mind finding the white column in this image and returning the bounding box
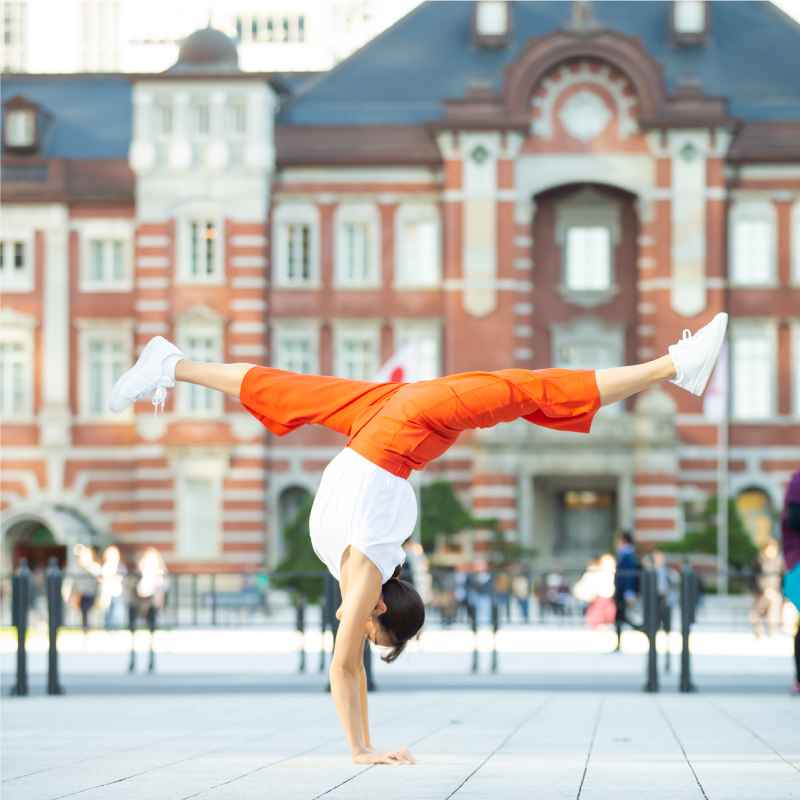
[40,210,72,495]
[129,86,156,172]
[168,91,192,171]
[206,89,230,171]
[244,84,275,171]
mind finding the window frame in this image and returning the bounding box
[273,323,320,375]
[0,321,35,422]
[564,225,613,292]
[273,203,320,289]
[333,322,381,381]
[394,203,442,289]
[334,203,381,289]
[392,320,442,381]
[77,321,134,423]
[176,210,225,286]
[176,323,224,418]
[0,231,34,293]
[75,219,134,293]
[728,200,777,288]
[791,201,800,287]
[729,321,778,422]
[175,458,226,562]
[554,189,621,307]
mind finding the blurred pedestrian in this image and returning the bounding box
[574,554,616,629]
[652,550,679,670]
[494,571,511,621]
[779,466,800,695]
[73,545,100,634]
[511,569,530,622]
[130,547,169,671]
[546,566,570,617]
[750,538,783,637]
[99,546,127,630]
[613,532,641,651]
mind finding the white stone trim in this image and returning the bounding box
[272,202,320,289]
[73,218,135,293]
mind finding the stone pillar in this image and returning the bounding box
[206,89,230,171]
[168,91,192,171]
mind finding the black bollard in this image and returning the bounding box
[147,604,156,673]
[363,638,376,692]
[491,594,499,674]
[469,602,478,674]
[296,601,306,673]
[324,573,342,692]
[129,597,137,673]
[46,557,64,695]
[642,569,659,693]
[680,558,697,693]
[11,558,31,696]
[210,574,217,626]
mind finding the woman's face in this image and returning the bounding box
[335,596,395,648]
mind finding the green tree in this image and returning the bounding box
[273,495,325,603]
[420,480,535,564]
[661,495,759,568]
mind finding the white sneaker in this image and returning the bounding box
[669,313,728,396]
[109,336,183,415]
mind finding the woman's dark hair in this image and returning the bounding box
[377,564,425,663]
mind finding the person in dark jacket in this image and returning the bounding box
[613,532,641,651]
[780,467,800,695]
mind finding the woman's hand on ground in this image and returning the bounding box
[354,746,417,765]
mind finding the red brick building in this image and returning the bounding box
[2,1,800,572]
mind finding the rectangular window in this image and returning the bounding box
[189,220,218,279]
[157,104,172,136]
[400,221,438,287]
[282,16,289,42]
[179,477,220,560]
[276,330,317,374]
[283,223,311,283]
[235,16,242,40]
[731,218,773,285]
[2,1,25,72]
[182,335,219,415]
[298,14,305,42]
[335,329,379,381]
[86,239,127,286]
[342,223,370,285]
[265,16,273,41]
[195,103,210,136]
[0,337,30,418]
[86,338,126,417]
[5,109,34,146]
[731,328,774,420]
[251,17,258,41]
[394,326,441,381]
[565,226,611,291]
[0,238,31,291]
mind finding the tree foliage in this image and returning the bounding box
[273,495,325,603]
[661,495,759,567]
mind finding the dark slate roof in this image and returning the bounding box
[279,0,800,126]
[1,75,132,159]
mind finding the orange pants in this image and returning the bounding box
[240,368,600,479]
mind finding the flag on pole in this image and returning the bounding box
[703,340,728,423]
[374,342,420,384]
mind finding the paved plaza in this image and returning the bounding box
[2,690,798,799]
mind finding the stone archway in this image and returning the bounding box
[1,505,105,573]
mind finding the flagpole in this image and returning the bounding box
[716,347,729,596]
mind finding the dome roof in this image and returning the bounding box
[166,27,239,74]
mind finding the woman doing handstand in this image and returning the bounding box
[109,312,727,764]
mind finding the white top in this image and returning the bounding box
[309,448,417,583]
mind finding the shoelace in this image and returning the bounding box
[151,377,171,417]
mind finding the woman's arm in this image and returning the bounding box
[358,647,372,749]
[329,548,415,765]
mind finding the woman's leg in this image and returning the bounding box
[174,360,255,398]
[595,355,677,407]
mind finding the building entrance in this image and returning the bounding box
[4,520,67,571]
[555,490,617,561]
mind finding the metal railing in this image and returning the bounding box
[0,559,714,696]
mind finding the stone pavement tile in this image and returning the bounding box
[447,693,600,799]
[579,696,703,800]
[658,695,800,800]
[707,695,800,769]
